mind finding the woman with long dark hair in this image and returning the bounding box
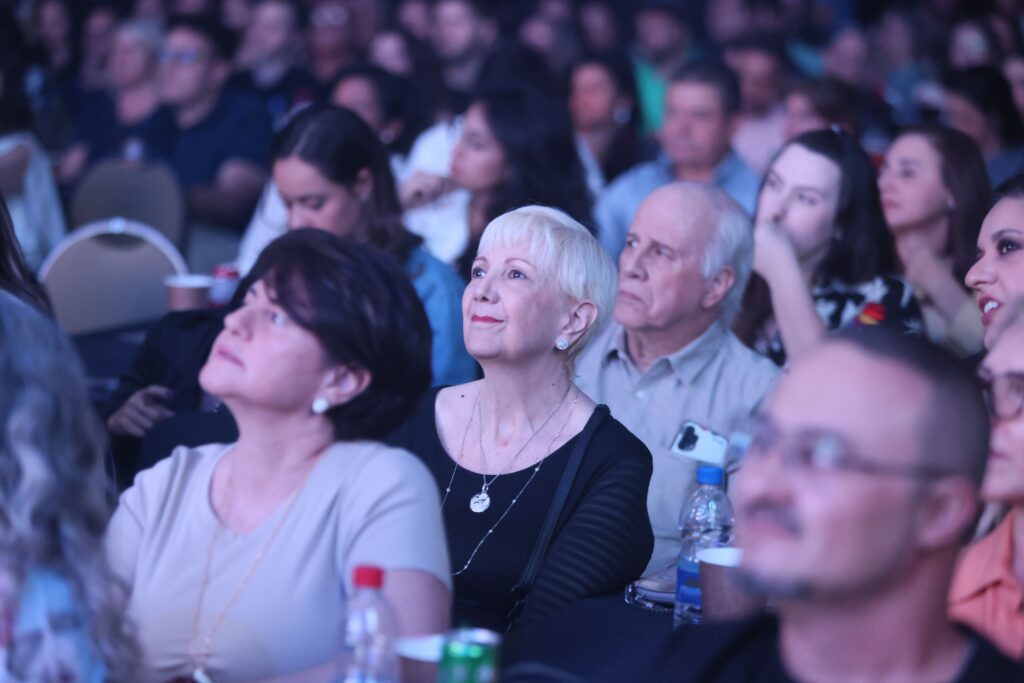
[568,51,652,187]
[879,124,992,356]
[404,84,594,276]
[733,129,923,365]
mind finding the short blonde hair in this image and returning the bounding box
[477,205,617,366]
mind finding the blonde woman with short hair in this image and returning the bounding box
[390,205,654,632]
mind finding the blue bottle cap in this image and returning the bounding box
[696,465,724,485]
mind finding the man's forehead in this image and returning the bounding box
[633,190,713,243]
[767,343,929,454]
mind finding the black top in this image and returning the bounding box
[226,66,321,128]
[72,91,177,167]
[607,615,1024,683]
[171,90,272,189]
[389,387,654,632]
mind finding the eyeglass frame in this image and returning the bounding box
[158,48,207,66]
[728,415,957,480]
[979,370,1024,421]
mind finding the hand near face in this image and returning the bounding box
[753,219,800,284]
[400,171,455,210]
[106,385,175,439]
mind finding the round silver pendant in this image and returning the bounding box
[470,491,491,513]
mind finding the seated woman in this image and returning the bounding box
[567,51,653,188]
[0,291,138,681]
[878,124,991,356]
[58,18,176,186]
[402,85,594,275]
[235,105,473,385]
[966,182,1024,348]
[948,298,1024,659]
[389,205,653,632]
[105,229,451,682]
[733,129,924,366]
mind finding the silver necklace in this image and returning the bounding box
[449,384,571,514]
[450,390,580,576]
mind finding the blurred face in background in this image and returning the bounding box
[783,92,828,140]
[83,7,118,65]
[451,103,508,194]
[569,63,626,132]
[635,8,687,63]
[245,0,299,64]
[1003,55,1024,120]
[159,28,225,107]
[579,1,618,53]
[822,28,869,87]
[945,93,1000,156]
[397,0,431,41]
[370,30,413,77]
[727,47,783,115]
[309,0,353,58]
[660,81,734,173]
[878,134,952,235]
[110,27,158,90]
[37,0,72,54]
[331,76,386,133]
[432,0,487,63]
[949,21,998,71]
[221,0,252,32]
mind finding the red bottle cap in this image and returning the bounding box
[353,565,384,589]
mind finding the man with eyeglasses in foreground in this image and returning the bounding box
[616,328,1023,682]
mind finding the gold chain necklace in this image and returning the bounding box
[188,456,315,683]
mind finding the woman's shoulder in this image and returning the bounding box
[317,440,440,503]
[118,443,229,517]
[584,408,653,468]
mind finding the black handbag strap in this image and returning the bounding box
[509,405,610,605]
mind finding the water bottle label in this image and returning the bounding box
[676,560,701,609]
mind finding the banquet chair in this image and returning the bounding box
[39,218,188,336]
[70,159,187,248]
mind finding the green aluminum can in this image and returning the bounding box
[437,628,501,683]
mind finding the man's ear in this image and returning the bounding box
[701,266,735,311]
[914,478,979,550]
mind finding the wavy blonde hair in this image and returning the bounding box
[0,292,139,680]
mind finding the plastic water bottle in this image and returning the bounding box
[338,565,399,683]
[674,466,734,627]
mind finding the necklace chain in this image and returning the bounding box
[448,389,580,575]
[188,454,315,681]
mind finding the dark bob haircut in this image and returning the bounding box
[243,228,432,440]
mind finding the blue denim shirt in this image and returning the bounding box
[594,150,761,261]
[404,246,477,386]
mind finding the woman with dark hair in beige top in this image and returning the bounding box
[106,229,451,683]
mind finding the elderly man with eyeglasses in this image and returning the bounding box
[612,327,1024,683]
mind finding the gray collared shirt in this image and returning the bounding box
[575,320,780,575]
[593,150,761,261]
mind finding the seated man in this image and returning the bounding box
[625,329,1023,682]
[576,182,779,574]
[595,60,760,261]
[160,14,272,231]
